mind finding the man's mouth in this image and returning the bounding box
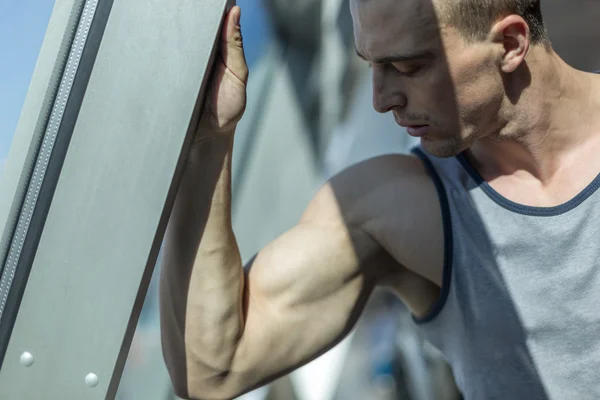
[404,125,430,137]
[395,119,431,137]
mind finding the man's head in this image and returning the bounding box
[351,0,551,157]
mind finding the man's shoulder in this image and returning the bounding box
[325,152,439,226]
[323,152,445,286]
[330,152,434,195]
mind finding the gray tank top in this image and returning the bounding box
[411,146,600,400]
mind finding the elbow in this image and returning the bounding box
[167,362,250,400]
[161,323,251,399]
[163,356,192,399]
[170,380,191,400]
[188,373,254,400]
[173,380,249,400]
[169,373,224,400]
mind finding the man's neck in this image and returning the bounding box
[469,49,600,184]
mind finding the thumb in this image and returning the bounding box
[220,6,249,84]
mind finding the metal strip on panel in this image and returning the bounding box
[0,0,85,277]
[0,0,99,328]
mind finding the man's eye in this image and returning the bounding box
[393,64,422,77]
[366,62,423,76]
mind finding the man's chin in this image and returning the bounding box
[419,137,465,158]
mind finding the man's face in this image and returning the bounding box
[351,0,506,157]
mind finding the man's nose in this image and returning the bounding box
[372,66,406,114]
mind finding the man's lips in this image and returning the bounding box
[393,114,431,136]
[395,120,431,137]
[405,125,430,137]
[396,119,429,128]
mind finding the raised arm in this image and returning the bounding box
[159,7,397,400]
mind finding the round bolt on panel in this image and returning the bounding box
[20,352,34,367]
[85,373,99,388]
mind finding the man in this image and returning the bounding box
[159,0,600,399]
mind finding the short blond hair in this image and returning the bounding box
[435,0,549,45]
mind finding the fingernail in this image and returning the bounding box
[234,7,241,27]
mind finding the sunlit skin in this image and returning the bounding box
[160,4,600,399]
[353,0,505,156]
[351,0,600,206]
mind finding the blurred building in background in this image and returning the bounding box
[1,0,599,399]
[116,0,600,399]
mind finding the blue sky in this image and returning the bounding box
[0,0,270,175]
[0,0,55,168]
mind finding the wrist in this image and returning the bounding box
[194,122,237,140]
[187,132,234,165]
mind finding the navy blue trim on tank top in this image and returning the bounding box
[456,152,600,217]
[410,147,454,324]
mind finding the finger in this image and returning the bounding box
[220,6,249,84]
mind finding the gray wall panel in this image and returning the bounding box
[0,0,230,398]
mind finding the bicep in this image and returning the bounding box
[229,154,439,393]
[228,186,394,394]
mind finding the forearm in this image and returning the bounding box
[160,132,245,396]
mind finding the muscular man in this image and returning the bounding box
[159,0,600,399]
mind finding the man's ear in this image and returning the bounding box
[489,15,530,73]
